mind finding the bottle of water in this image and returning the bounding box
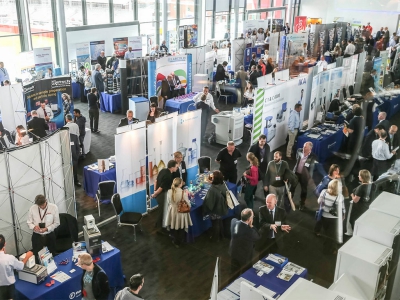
[188,148,192,166]
[189,180,193,192]
[191,138,197,166]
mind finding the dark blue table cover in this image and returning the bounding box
[372,94,400,129]
[297,127,344,163]
[244,114,253,125]
[72,82,81,99]
[165,97,196,114]
[100,92,122,113]
[83,165,116,198]
[15,247,124,300]
[221,254,307,299]
[187,181,240,242]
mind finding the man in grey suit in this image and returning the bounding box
[92,64,104,93]
[235,65,248,105]
[229,208,259,275]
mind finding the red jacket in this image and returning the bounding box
[245,166,259,186]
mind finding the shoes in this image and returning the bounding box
[93,130,101,134]
[75,181,82,187]
[299,204,305,211]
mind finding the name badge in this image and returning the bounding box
[305,163,310,167]
[275,221,282,226]
[234,160,237,164]
[182,169,186,173]
[275,176,281,181]
[261,158,264,163]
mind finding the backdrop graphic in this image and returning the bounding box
[278,34,286,70]
[284,33,308,69]
[76,42,90,70]
[286,76,308,126]
[216,48,229,65]
[127,36,142,58]
[89,40,105,65]
[24,76,73,129]
[147,117,175,208]
[231,38,245,72]
[341,57,352,96]
[175,110,201,184]
[317,71,330,121]
[115,125,147,213]
[243,20,268,35]
[328,67,343,111]
[33,47,53,75]
[205,50,215,81]
[179,24,198,48]
[373,57,383,89]
[113,37,128,58]
[294,16,307,33]
[19,51,35,76]
[269,32,280,62]
[308,74,320,129]
[148,55,192,97]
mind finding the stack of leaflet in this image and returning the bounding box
[38,247,57,275]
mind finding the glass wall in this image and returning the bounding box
[180,0,195,19]
[113,0,135,22]
[86,0,110,25]
[64,0,83,27]
[215,12,228,40]
[205,11,212,41]
[28,0,54,32]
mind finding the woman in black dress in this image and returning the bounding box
[349,169,372,229]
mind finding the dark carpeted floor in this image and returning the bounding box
[72,95,397,299]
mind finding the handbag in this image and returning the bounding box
[314,176,330,198]
[329,195,339,217]
[315,191,326,221]
[224,182,239,209]
[177,190,190,213]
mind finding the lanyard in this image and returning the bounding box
[274,161,282,174]
[38,205,48,222]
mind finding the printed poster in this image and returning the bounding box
[113,37,128,58]
[89,41,105,65]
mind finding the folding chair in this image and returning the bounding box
[198,156,212,174]
[95,180,115,216]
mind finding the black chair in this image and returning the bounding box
[111,193,143,241]
[198,156,212,174]
[54,213,78,254]
[96,180,115,216]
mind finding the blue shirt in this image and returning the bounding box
[0,68,9,82]
[288,110,300,132]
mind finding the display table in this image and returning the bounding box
[165,95,196,114]
[83,128,91,154]
[372,94,400,128]
[297,126,344,163]
[83,164,116,198]
[100,92,121,113]
[186,181,240,242]
[15,247,125,300]
[72,82,81,99]
[219,254,307,299]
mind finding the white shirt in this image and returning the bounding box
[372,139,393,160]
[344,43,355,55]
[193,92,216,110]
[317,60,328,69]
[0,251,24,285]
[36,106,53,120]
[27,203,60,235]
[64,122,80,137]
[15,134,30,146]
[244,90,254,100]
[124,51,135,60]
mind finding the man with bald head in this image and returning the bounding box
[257,194,291,259]
[378,111,390,132]
[97,51,107,70]
[387,125,399,159]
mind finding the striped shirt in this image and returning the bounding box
[318,189,345,218]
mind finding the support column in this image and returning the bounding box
[16,0,32,51]
[234,0,239,41]
[155,0,160,45]
[162,0,168,43]
[55,0,69,75]
[120,60,128,115]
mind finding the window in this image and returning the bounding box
[0,1,19,36]
[179,18,194,26]
[215,12,228,40]
[138,0,156,23]
[260,0,271,19]
[0,36,21,82]
[246,0,257,10]
[86,0,110,25]
[205,11,212,41]
[113,0,134,23]
[180,0,194,19]
[64,0,83,27]
[27,0,54,33]
[167,0,177,19]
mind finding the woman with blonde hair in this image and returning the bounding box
[349,169,371,229]
[317,179,345,254]
[62,93,71,116]
[243,152,259,209]
[165,177,192,248]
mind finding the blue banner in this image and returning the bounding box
[187,53,192,93]
[148,60,157,97]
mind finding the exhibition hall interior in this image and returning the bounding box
[1,0,400,299]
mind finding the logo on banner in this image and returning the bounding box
[265,93,280,103]
[51,79,71,89]
[298,78,307,85]
[168,57,186,62]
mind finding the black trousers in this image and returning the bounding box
[79,133,85,155]
[171,228,185,245]
[32,231,56,263]
[89,108,99,131]
[73,159,78,182]
[78,82,86,102]
[321,216,338,254]
[155,192,166,228]
[295,172,308,206]
[0,284,14,299]
[221,169,237,184]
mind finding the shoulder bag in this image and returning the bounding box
[177,190,190,213]
[329,195,339,217]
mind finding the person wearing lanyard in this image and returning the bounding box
[171,151,187,185]
[193,87,220,114]
[263,151,289,208]
[118,110,139,127]
[216,141,242,184]
[293,142,318,210]
[27,195,60,263]
[286,103,302,159]
[248,134,271,196]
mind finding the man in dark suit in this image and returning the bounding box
[378,111,390,132]
[118,110,139,127]
[97,51,107,70]
[27,110,49,141]
[387,125,399,160]
[70,133,81,187]
[257,194,291,259]
[92,64,104,93]
[160,76,172,108]
[171,151,187,185]
[229,208,260,275]
[292,142,319,210]
[361,124,385,159]
[360,69,376,96]
[248,134,271,180]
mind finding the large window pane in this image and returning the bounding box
[0,1,19,36]
[64,0,83,27]
[28,0,54,33]
[167,20,177,52]
[180,0,194,19]
[138,0,156,23]
[32,32,56,65]
[167,0,177,19]
[205,11,212,41]
[0,36,21,82]
[179,18,194,27]
[215,13,228,40]
[86,0,110,25]
[246,0,257,10]
[113,0,134,23]
[140,22,156,36]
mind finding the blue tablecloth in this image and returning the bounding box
[244,114,253,125]
[372,94,400,128]
[165,97,196,114]
[100,92,122,113]
[297,127,344,163]
[221,254,307,298]
[72,82,81,99]
[187,181,240,242]
[15,247,124,300]
[83,165,116,198]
